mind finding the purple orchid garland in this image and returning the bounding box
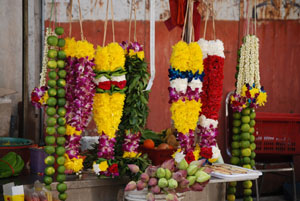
[177,130,195,153]
[122,132,141,154]
[97,133,116,159]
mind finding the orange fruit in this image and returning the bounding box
[143,139,155,149]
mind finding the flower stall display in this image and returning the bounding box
[63,37,96,174]
[119,41,150,159]
[92,42,126,177]
[168,41,204,153]
[196,39,225,157]
[228,35,267,201]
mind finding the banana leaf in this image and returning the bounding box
[0,152,24,178]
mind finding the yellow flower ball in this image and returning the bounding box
[64,37,77,57]
[74,40,95,59]
[64,154,84,173]
[170,41,190,72]
[188,42,203,74]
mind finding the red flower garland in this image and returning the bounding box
[185,151,196,164]
[200,147,213,159]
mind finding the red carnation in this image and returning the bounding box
[98,81,111,90]
[112,80,127,89]
[200,147,213,159]
[185,151,195,164]
[109,163,119,174]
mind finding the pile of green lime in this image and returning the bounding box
[227,108,256,201]
[44,26,67,200]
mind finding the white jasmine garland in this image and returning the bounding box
[199,114,218,129]
[111,75,126,82]
[188,79,203,91]
[170,78,188,93]
[198,39,225,59]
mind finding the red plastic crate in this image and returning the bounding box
[254,112,300,155]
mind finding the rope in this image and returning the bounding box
[181,0,189,41]
[254,0,257,35]
[188,0,194,43]
[212,0,216,40]
[134,0,137,42]
[54,0,57,27]
[203,3,209,39]
[247,0,250,35]
[77,0,84,40]
[110,0,115,42]
[103,0,109,46]
[68,0,73,37]
[128,0,133,42]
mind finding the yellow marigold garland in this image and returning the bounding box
[188,42,204,74]
[66,124,82,136]
[64,154,84,173]
[170,41,190,72]
[64,37,95,59]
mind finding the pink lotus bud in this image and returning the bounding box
[125,181,137,191]
[150,185,161,194]
[146,192,155,201]
[148,178,158,186]
[141,173,150,182]
[177,170,187,178]
[177,187,190,193]
[203,167,213,174]
[146,165,158,177]
[128,164,140,174]
[172,172,183,182]
[179,178,189,188]
[190,159,206,168]
[166,193,179,201]
[161,159,175,171]
[190,182,204,191]
[136,180,147,190]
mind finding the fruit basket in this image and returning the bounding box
[254,112,300,155]
[140,146,176,166]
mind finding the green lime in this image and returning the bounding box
[58,70,67,78]
[56,146,66,156]
[57,174,66,183]
[44,155,55,165]
[55,27,64,35]
[244,189,252,196]
[45,166,55,176]
[47,97,57,106]
[233,112,241,119]
[57,117,66,126]
[241,116,250,123]
[250,159,255,167]
[57,98,66,106]
[57,183,67,193]
[48,88,57,97]
[46,126,56,135]
[250,151,256,159]
[48,71,57,80]
[232,135,240,141]
[48,49,57,59]
[249,120,256,127]
[227,194,235,201]
[250,135,255,142]
[243,157,251,164]
[243,164,252,169]
[249,127,255,134]
[232,149,240,157]
[250,112,256,119]
[243,196,253,201]
[58,38,66,47]
[44,146,55,154]
[46,117,56,126]
[57,126,66,135]
[229,181,237,187]
[240,141,250,149]
[57,79,66,87]
[47,36,58,46]
[243,181,252,189]
[242,108,251,116]
[47,60,57,69]
[241,133,250,140]
[230,157,240,165]
[227,186,236,194]
[44,176,53,185]
[48,79,56,87]
[57,50,66,60]
[57,60,66,69]
[250,143,256,151]
[57,88,66,98]
[233,120,241,127]
[45,136,56,145]
[57,107,66,116]
[57,165,66,174]
[56,156,66,166]
[232,127,240,134]
[241,148,251,157]
[46,107,56,116]
[231,141,240,149]
[57,137,66,146]
[241,124,250,132]
[59,193,67,201]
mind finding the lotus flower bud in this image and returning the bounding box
[146,192,155,201]
[177,187,190,193]
[150,185,161,194]
[165,169,172,179]
[189,159,205,168]
[136,180,147,190]
[187,176,196,186]
[128,164,140,174]
[172,171,183,182]
[187,164,198,176]
[190,182,204,191]
[141,173,150,182]
[203,167,213,174]
[146,165,158,177]
[158,178,168,188]
[168,178,178,189]
[196,171,211,183]
[161,159,175,170]
[148,178,158,186]
[125,181,137,191]
[177,170,187,178]
[178,159,188,170]
[166,193,179,201]
[156,168,166,178]
[179,178,190,188]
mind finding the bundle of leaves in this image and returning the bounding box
[0,152,24,178]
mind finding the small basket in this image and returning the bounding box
[254,112,300,155]
[140,146,176,165]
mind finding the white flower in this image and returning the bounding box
[94,75,110,85]
[174,151,185,163]
[170,78,188,93]
[111,75,126,82]
[198,38,209,59]
[93,162,100,175]
[188,79,203,91]
[199,115,218,129]
[211,146,221,160]
[208,40,225,58]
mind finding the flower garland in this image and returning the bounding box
[169,41,204,153]
[196,39,225,151]
[92,42,126,176]
[63,38,96,173]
